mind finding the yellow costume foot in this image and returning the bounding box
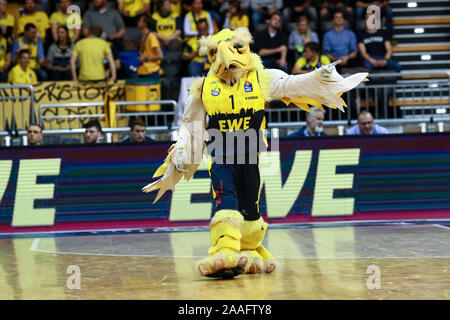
[241,218,278,274]
[197,210,247,279]
[256,245,276,273]
[240,249,264,274]
[197,249,248,279]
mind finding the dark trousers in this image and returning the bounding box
[210,162,261,221]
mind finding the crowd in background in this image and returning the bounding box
[0,0,402,85]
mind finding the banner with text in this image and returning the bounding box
[0,80,126,131]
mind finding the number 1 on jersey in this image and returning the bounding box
[229,94,235,109]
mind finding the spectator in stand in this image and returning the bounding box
[0,0,14,42]
[12,23,48,81]
[17,0,49,42]
[82,0,126,51]
[122,118,154,143]
[288,14,319,61]
[322,11,357,69]
[151,0,183,53]
[47,25,73,80]
[26,123,43,146]
[137,15,163,78]
[170,0,182,17]
[84,119,103,144]
[183,0,214,38]
[358,12,401,72]
[346,110,388,135]
[50,0,82,43]
[117,0,150,27]
[0,30,11,82]
[253,12,288,72]
[283,0,318,27]
[184,0,214,38]
[183,18,210,76]
[203,0,225,28]
[8,49,37,84]
[355,0,393,38]
[250,0,283,26]
[223,0,249,30]
[292,42,330,74]
[289,107,326,137]
[70,26,116,82]
[320,0,354,29]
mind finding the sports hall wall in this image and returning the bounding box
[1,133,450,234]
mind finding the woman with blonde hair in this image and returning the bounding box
[288,14,319,61]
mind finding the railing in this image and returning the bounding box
[2,71,450,146]
[0,84,35,129]
[38,100,177,130]
[267,70,450,127]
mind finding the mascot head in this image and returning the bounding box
[198,27,262,85]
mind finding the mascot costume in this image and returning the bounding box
[143,27,368,279]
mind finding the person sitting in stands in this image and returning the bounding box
[27,123,43,146]
[12,23,48,81]
[358,12,401,72]
[50,0,82,43]
[17,0,49,42]
[289,107,326,137]
[183,0,214,38]
[136,15,163,78]
[122,118,154,143]
[183,18,210,76]
[8,49,37,84]
[222,1,249,30]
[47,25,73,80]
[0,29,11,82]
[346,110,389,135]
[84,119,103,143]
[292,42,330,75]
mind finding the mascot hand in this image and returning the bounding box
[175,145,188,172]
[317,60,341,79]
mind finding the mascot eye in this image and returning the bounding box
[209,48,217,56]
[233,43,244,50]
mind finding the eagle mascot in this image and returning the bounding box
[143,27,368,279]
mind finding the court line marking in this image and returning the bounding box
[433,224,450,231]
[4,218,450,238]
[29,245,450,259]
[30,238,41,251]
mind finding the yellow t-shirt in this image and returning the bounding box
[49,11,83,39]
[0,14,14,29]
[73,37,111,81]
[170,1,181,17]
[137,32,161,75]
[295,55,331,70]
[8,64,37,84]
[16,36,40,69]
[186,10,209,34]
[183,36,204,64]
[117,0,150,17]
[0,37,9,68]
[18,12,50,39]
[151,12,179,38]
[229,14,249,30]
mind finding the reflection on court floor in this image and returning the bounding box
[0,221,449,299]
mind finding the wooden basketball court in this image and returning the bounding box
[0,221,449,299]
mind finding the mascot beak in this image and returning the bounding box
[214,40,250,76]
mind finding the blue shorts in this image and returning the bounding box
[210,163,261,221]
